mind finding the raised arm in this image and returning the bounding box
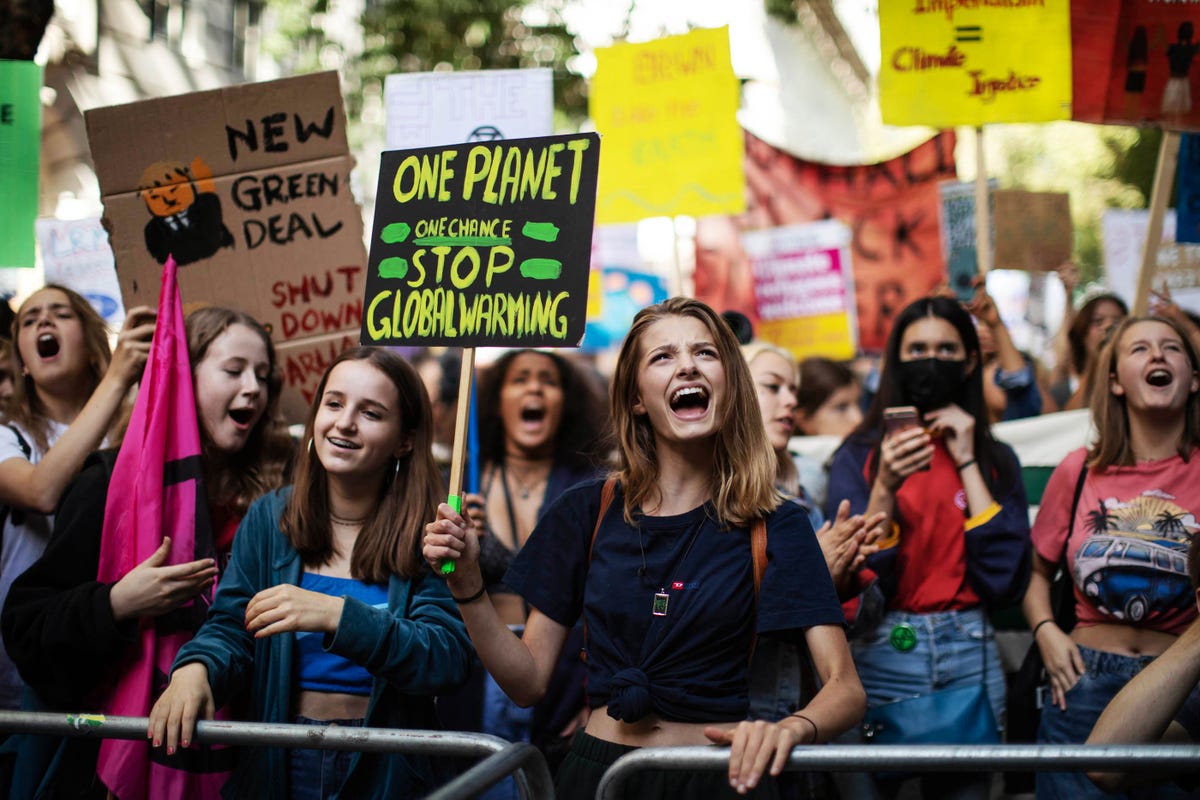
[0,308,155,514]
[423,502,569,706]
[1087,616,1200,791]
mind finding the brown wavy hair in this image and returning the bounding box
[7,285,112,453]
[281,347,443,581]
[186,307,290,514]
[1088,316,1200,470]
[611,297,780,527]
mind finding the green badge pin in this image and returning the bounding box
[889,623,917,652]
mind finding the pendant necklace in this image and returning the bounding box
[501,459,548,501]
[638,521,703,617]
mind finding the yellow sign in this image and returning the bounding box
[879,0,1071,126]
[591,27,745,224]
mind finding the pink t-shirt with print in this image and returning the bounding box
[1032,447,1200,636]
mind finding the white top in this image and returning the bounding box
[0,419,68,709]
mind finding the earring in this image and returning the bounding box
[307,438,314,456]
[394,458,401,477]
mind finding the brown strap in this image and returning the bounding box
[751,517,767,595]
[581,478,618,663]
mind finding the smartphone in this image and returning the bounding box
[883,406,930,470]
[883,406,922,436]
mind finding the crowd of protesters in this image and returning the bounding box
[0,270,1197,800]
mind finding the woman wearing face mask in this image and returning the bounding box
[2,307,291,799]
[826,296,1032,800]
[0,286,156,710]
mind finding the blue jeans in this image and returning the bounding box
[288,715,363,800]
[848,608,1005,800]
[1036,645,1200,800]
[478,624,533,800]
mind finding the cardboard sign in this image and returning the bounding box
[0,60,42,268]
[1073,0,1200,131]
[992,190,1072,271]
[85,72,367,351]
[1102,208,1200,313]
[35,217,126,327]
[879,0,1072,126]
[385,68,553,150]
[362,133,600,347]
[744,220,857,362]
[590,27,744,224]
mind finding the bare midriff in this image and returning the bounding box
[584,705,722,747]
[1072,622,1179,658]
[296,690,369,722]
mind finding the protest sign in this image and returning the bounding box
[591,27,744,224]
[993,190,1072,271]
[1103,208,1200,313]
[743,220,857,361]
[36,217,126,328]
[85,71,366,362]
[579,267,668,352]
[0,60,42,268]
[1073,0,1200,131]
[695,130,957,353]
[939,180,997,302]
[879,0,1072,126]
[385,68,553,150]
[361,133,600,348]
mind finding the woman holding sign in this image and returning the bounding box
[424,297,864,798]
[149,347,472,799]
[442,348,608,777]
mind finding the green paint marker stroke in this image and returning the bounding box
[379,257,409,279]
[520,259,562,280]
[381,222,411,244]
[413,236,511,247]
[522,221,559,242]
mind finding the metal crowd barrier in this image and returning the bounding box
[0,711,551,800]
[595,743,1200,800]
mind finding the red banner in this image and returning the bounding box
[1073,0,1200,130]
[695,130,957,353]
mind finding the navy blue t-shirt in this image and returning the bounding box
[504,479,844,724]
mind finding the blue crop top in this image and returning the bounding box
[295,573,389,695]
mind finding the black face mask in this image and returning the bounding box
[896,357,966,413]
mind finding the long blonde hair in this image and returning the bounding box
[610,297,780,527]
[1088,315,1200,469]
[741,341,801,497]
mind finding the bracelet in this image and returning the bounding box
[450,585,486,604]
[956,458,977,471]
[1031,618,1055,638]
[792,713,819,743]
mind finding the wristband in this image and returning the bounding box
[451,585,486,604]
[1031,618,1055,638]
[792,713,819,743]
[956,458,977,471]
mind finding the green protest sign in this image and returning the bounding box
[0,60,42,268]
[361,132,600,347]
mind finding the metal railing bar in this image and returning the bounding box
[597,744,1200,800]
[426,742,553,800]
[0,712,540,799]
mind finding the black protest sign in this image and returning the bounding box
[361,133,600,347]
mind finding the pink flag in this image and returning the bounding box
[95,257,227,799]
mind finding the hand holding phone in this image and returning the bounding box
[883,406,932,473]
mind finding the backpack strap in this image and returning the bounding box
[581,478,618,663]
[751,517,767,594]
[0,424,32,546]
[5,424,30,461]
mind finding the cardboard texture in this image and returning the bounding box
[85,72,366,412]
[992,190,1072,271]
[362,133,600,348]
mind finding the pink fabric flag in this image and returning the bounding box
[95,256,226,800]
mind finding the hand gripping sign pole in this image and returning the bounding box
[441,348,475,575]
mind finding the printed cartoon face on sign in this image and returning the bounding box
[361,133,601,348]
[138,157,234,266]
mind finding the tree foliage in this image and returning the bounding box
[266,0,584,130]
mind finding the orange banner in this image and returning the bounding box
[694,130,957,353]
